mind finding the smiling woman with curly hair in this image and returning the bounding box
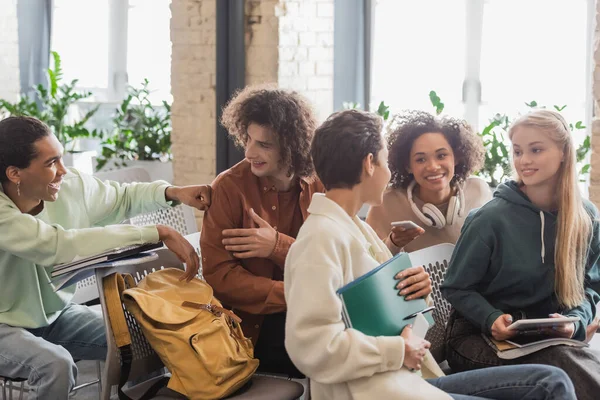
[366,110,491,256]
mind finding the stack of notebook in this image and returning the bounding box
[50,242,163,291]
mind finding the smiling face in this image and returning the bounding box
[14,134,67,202]
[511,126,564,188]
[408,132,456,195]
[244,123,289,181]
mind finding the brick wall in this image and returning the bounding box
[245,0,334,120]
[246,0,279,84]
[170,0,334,226]
[170,0,217,225]
[0,0,20,102]
[590,0,600,206]
[277,0,334,121]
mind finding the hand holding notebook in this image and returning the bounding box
[337,252,435,337]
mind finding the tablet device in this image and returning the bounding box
[507,316,580,331]
[391,220,420,230]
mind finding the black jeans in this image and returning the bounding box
[253,312,304,378]
[446,310,600,400]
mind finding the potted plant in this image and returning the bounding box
[0,51,102,173]
[94,79,173,182]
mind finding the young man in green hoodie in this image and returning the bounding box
[0,116,211,398]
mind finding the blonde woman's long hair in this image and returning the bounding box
[508,110,591,309]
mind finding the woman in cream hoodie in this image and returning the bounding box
[284,109,576,400]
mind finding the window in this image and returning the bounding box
[371,0,467,118]
[371,0,594,133]
[51,0,172,104]
[128,0,172,104]
[52,0,110,91]
[479,0,590,128]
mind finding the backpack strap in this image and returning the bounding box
[104,272,136,400]
[104,273,170,400]
[181,300,242,324]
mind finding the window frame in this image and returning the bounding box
[461,0,595,132]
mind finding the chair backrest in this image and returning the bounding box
[408,243,455,363]
[73,168,198,305]
[95,167,151,184]
[97,232,201,399]
[96,248,186,397]
[130,204,198,237]
[73,168,153,305]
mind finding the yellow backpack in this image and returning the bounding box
[104,268,259,399]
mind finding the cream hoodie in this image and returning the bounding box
[285,193,450,400]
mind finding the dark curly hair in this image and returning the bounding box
[312,109,384,190]
[387,110,484,189]
[0,116,51,183]
[220,84,317,178]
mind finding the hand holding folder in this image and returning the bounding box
[337,252,435,337]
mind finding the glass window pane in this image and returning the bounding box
[51,0,109,89]
[371,0,466,116]
[127,0,172,104]
[479,0,589,127]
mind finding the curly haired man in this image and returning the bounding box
[200,85,324,377]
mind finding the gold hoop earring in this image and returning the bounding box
[16,181,21,197]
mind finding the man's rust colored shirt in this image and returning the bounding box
[200,161,324,343]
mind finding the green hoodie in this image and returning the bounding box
[441,180,600,341]
[0,168,173,329]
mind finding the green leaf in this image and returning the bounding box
[48,51,63,98]
[575,121,586,129]
[581,164,591,175]
[429,90,445,114]
[554,105,567,112]
[376,101,390,121]
[525,100,538,108]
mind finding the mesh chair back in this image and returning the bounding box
[74,168,198,304]
[408,243,455,363]
[72,275,101,305]
[73,168,153,305]
[130,205,198,237]
[96,248,185,399]
[95,167,151,184]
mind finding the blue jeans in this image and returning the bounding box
[0,303,106,399]
[426,364,576,400]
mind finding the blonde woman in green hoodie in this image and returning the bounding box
[441,110,600,400]
[0,116,211,398]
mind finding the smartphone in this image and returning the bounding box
[391,220,420,230]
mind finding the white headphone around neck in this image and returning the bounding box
[407,180,465,229]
